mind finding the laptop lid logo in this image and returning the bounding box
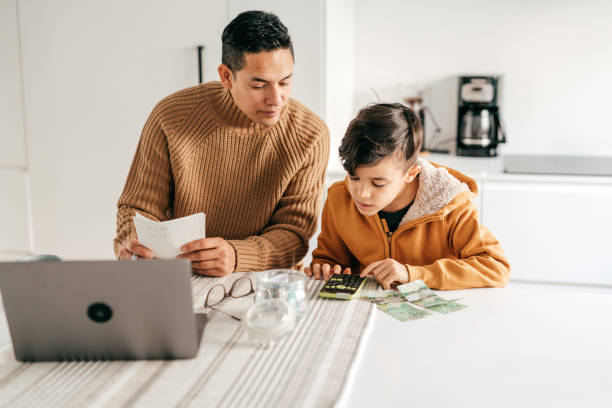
[87,303,113,323]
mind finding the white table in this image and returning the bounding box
[341,282,612,408]
[1,282,611,407]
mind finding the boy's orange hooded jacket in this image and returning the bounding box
[311,159,510,290]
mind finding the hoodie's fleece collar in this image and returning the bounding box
[400,159,470,225]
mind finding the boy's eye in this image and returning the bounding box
[372,183,385,188]
[349,176,359,181]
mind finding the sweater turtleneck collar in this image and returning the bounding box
[204,81,289,136]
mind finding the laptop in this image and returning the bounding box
[0,259,200,362]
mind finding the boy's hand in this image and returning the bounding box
[305,263,351,281]
[361,258,410,290]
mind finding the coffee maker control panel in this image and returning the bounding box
[461,81,494,103]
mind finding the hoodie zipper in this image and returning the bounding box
[380,217,393,258]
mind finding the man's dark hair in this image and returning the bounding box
[222,10,294,73]
[339,103,423,175]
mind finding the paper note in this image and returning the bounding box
[133,212,206,259]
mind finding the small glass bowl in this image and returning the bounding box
[243,298,296,347]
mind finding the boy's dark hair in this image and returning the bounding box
[222,11,294,73]
[339,103,423,175]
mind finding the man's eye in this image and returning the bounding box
[251,85,264,89]
[280,82,289,87]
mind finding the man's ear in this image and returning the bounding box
[403,163,421,183]
[218,64,234,89]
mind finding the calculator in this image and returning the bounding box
[319,274,366,300]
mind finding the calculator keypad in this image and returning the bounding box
[323,275,364,293]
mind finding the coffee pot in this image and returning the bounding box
[456,76,507,157]
[459,107,505,147]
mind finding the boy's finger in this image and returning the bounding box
[361,260,382,277]
[322,264,331,281]
[377,269,392,284]
[304,267,311,277]
[381,272,399,290]
[366,261,386,278]
[343,267,351,275]
[313,263,321,280]
[333,264,341,275]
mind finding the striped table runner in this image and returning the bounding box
[0,273,376,407]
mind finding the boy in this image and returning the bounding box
[306,103,510,290]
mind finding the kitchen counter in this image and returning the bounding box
[327,153,612,185]
[325,153,503,183]
[422,153,612,185]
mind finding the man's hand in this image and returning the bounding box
[361,258,410,290]
[305,263,351,281]
[118,237,154,260]
[179,237,236,277]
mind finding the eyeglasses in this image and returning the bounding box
[203,276,254,321]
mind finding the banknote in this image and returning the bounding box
[397,280,435,302]
[376,302,431,321]
[411,296,449,308]
[365,290,405,305]
[425,301,467,314]
[365,290,431,321]
[397,280,467,314]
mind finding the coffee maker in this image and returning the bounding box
[456,76,506,157]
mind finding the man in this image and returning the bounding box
[114,11,329,276]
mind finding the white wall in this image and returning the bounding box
[355,0,612,156]
[325,0,355,174]
[0,0,31,260]
[0,0,27,169]
[18,0,226,259]
[0,170,30,256]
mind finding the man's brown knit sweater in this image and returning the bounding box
[114,81,329,271]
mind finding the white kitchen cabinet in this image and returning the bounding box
[0,169,31,257]
[481,177,612,285]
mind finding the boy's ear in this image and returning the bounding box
[403,163,421,183]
